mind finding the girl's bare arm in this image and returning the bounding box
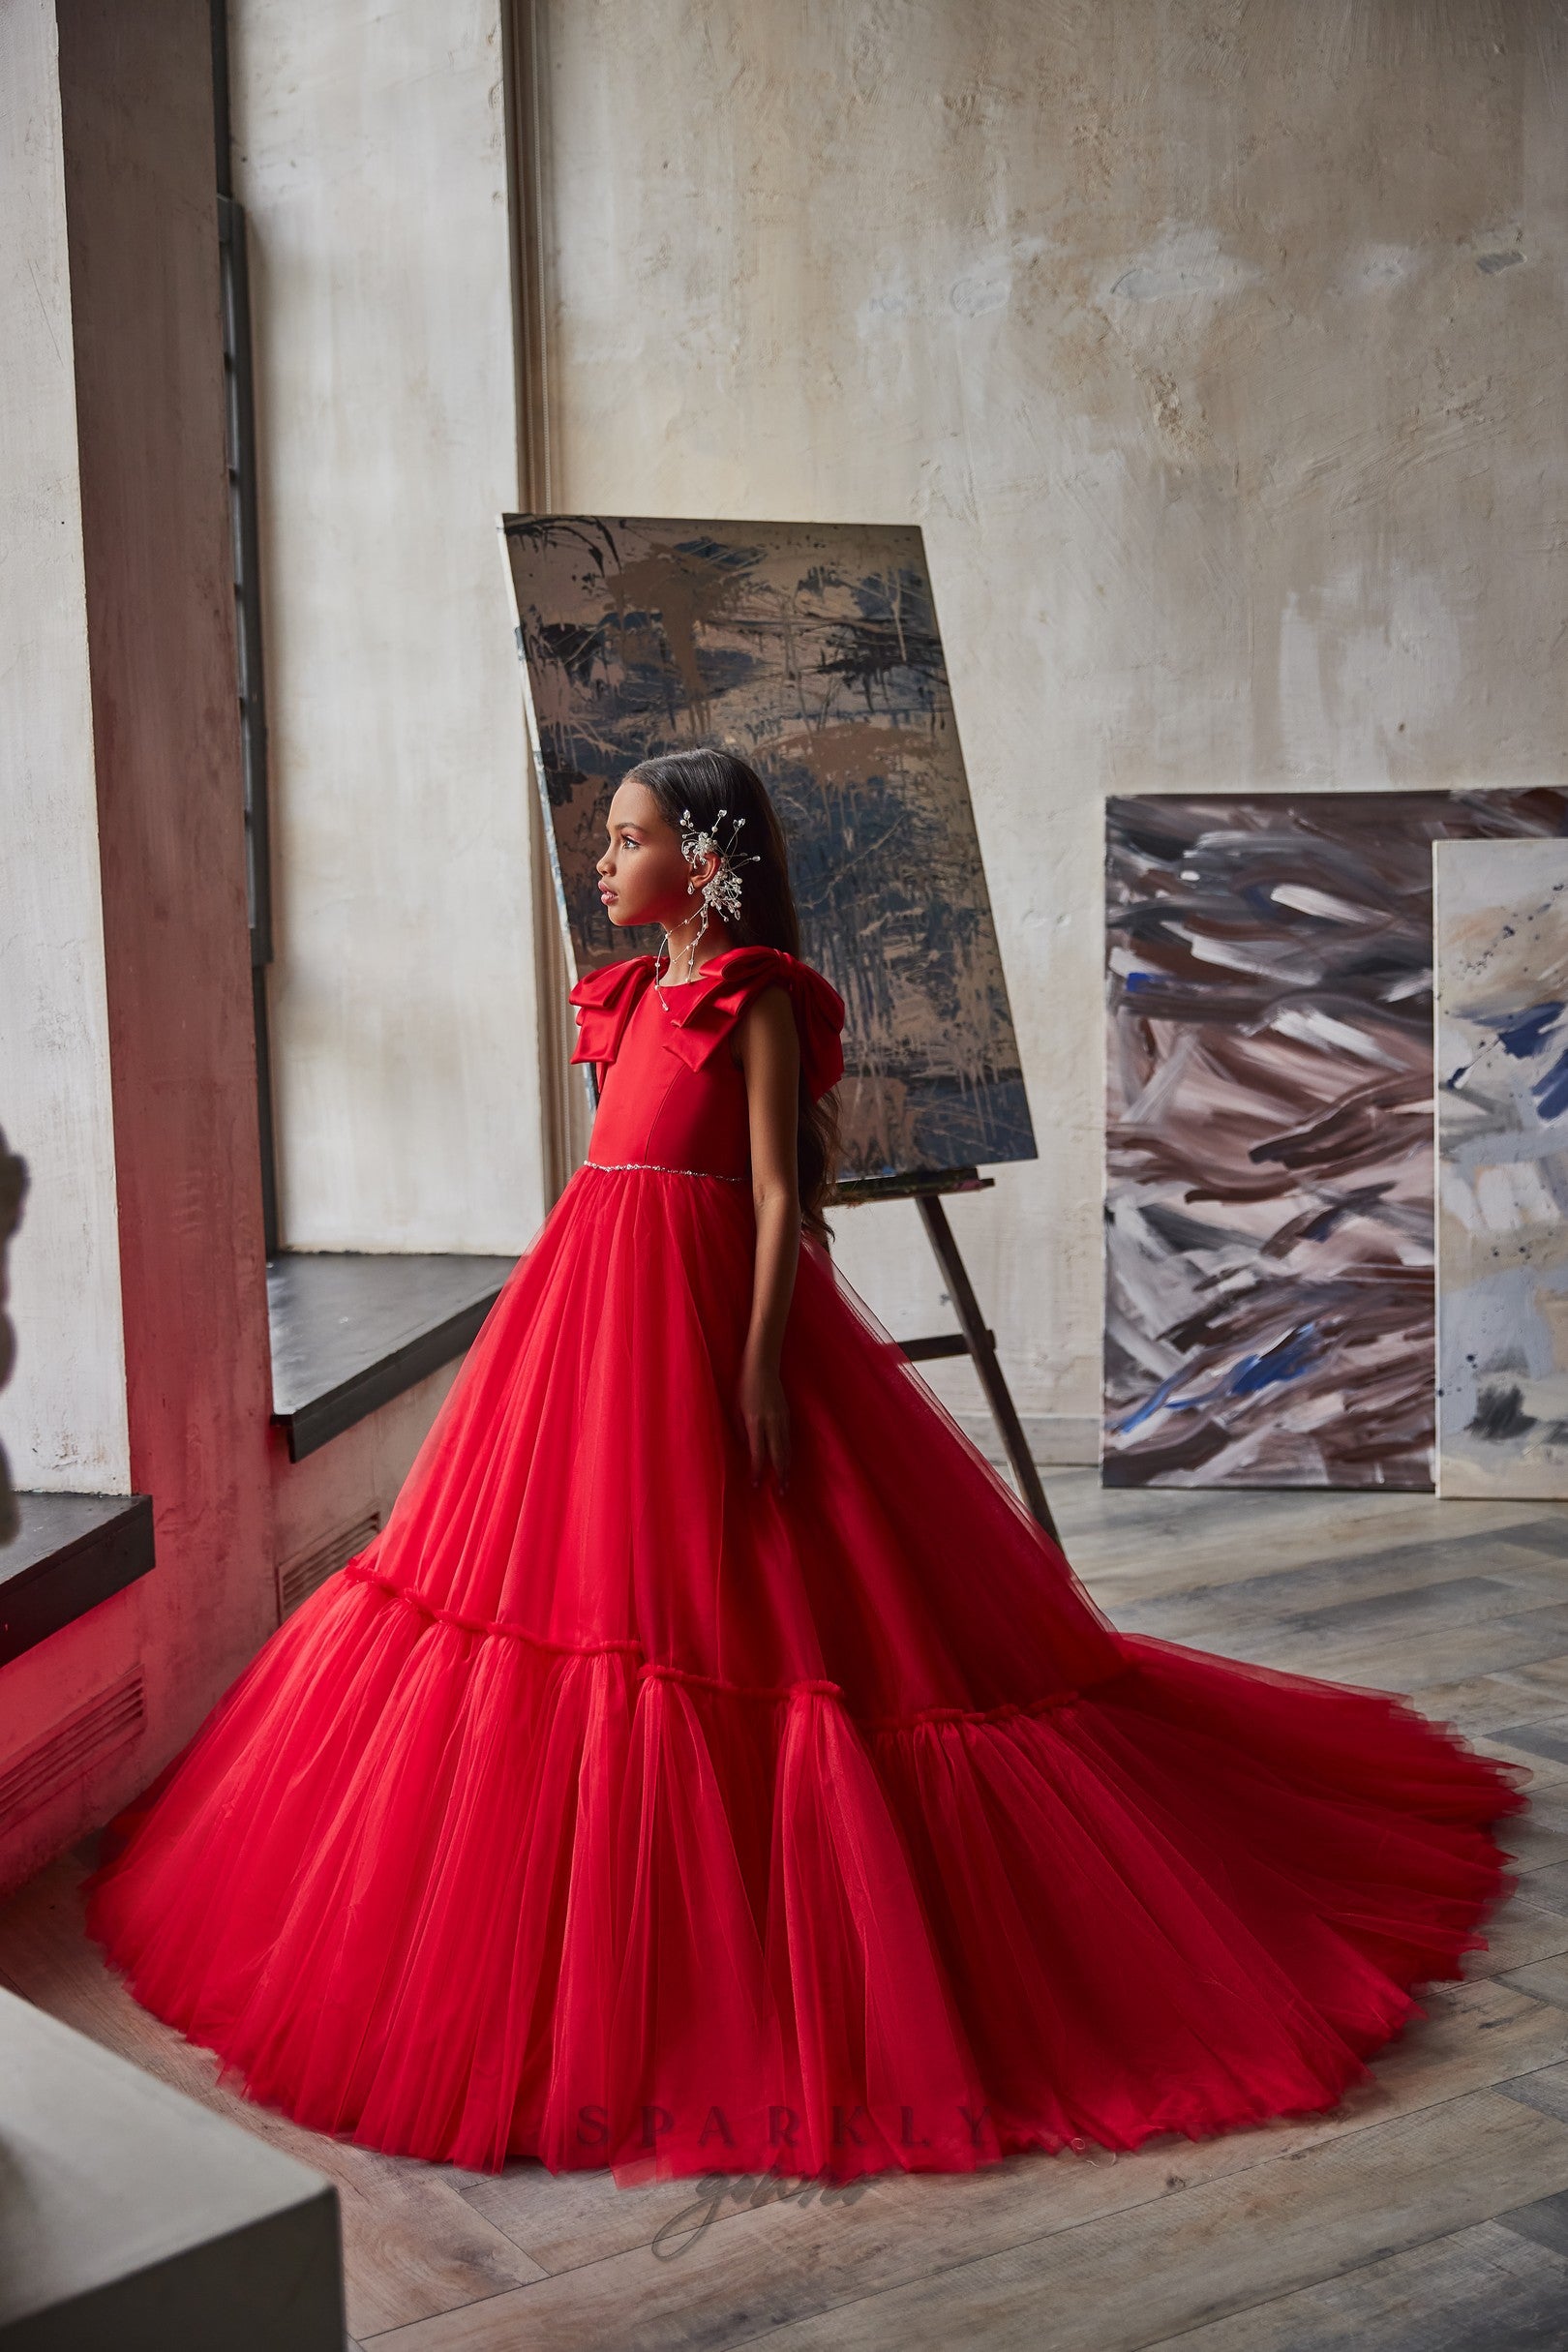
[734,985,801,1487]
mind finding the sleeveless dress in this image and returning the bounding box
[82,941,1530,2185]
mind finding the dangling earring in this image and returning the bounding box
[651,805,760,1010]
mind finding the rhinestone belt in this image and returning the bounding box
[582,1158,747,1184]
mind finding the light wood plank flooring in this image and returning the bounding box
[8,1473,1568,2350]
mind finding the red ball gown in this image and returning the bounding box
[83,941,1529,2184]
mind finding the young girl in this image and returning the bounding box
[84,748,1528,2187]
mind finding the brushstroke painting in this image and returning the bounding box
[1436,839,1568,1498]
[499,514,1032,1185]
[1104,792,1568,1490]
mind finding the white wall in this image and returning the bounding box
[0,0,129,1493]
[533,0,1568,1432]
[231,0,546,1254]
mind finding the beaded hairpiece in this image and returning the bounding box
[653,803,762,1005]
[678,804,760,923]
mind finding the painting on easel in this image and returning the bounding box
[498,513,1035,1189]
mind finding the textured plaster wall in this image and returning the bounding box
[535,0,1568,1429]
[0,0,129,1492]
[2,0,278,1894]
[231,0,544,1253]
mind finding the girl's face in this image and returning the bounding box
[595,777,718,930]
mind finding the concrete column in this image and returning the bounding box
[1,0,276,1889]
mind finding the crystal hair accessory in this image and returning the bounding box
[653,802,763,1008]
[678,804,760,924]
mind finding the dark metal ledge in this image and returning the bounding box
[1,1493,156,1669]
[268,1251,517,1462]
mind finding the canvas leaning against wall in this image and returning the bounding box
[1436,838,1568,1499]
[1103,791,1568,1492]
[498,513,1034,1188]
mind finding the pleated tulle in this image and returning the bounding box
[83,1162,1531,2183]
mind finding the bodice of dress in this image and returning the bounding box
[567,944,846,1182]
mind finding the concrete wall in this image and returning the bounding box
[56,0,279,1661]
[0,0,129,1493]
[271,1357,462,1577]
[1,0,280,1892]
[3,0,537,1894]
[230,0,546,1255]
[532,0,1568,1436]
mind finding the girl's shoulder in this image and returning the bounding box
[565,943,845,1098]
[664,943,846,1101]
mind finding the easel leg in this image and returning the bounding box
[915,1194,1061,1547]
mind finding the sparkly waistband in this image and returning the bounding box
[581,1158,748,1184]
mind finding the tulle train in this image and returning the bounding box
[82,1162,1531,2181]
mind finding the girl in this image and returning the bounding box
[85,748,1528,2187]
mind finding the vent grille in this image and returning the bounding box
[277,1511,380,1620]
[0,1669,146,1832]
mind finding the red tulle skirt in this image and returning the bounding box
[82,1164,1531,2183]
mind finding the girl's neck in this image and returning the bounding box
[655,920,737,982]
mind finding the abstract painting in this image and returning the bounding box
[499,514,1033,1185]
[1436,839,1568,1498]
[1104,792,1568,1490]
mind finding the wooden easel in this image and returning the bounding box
[826,1166,1061,1547]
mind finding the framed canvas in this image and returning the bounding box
[1436,837,1568,1498]
[1104,790,1568,1489]
[499,513,1033,1186]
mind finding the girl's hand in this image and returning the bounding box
[738,1349,791,1492]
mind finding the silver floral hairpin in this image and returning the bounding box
[679,804,760,923]
[653,804,762,1006]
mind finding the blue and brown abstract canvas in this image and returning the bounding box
[499,514,1033,1186]
[1436,839,1568,1498]
[1104,792,1568,1490]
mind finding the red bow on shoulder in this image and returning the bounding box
[565,954,651,1071]
[568,944,846,1101]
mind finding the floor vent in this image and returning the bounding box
[0,1669,146,1831]
[277,1511,381,1620]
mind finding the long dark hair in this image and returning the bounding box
[627,746,842,1245]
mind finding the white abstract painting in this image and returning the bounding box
[1436,837,1568,1498]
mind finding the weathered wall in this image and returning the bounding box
[56,0,278,1659]
[230,0,546,1254]
[2,0,278,1892]
[271,1358,462,1577]
[534,0,1568,1437]
[0,0,129,1493]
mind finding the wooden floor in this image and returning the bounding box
[9,1471,1568,2350]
